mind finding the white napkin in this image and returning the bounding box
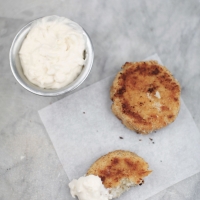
[39,54,200,200]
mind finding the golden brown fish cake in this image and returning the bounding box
[110,60,181,134]
[87,150,151,189]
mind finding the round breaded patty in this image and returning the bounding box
[87,150,151,189]
[110,61,181,134]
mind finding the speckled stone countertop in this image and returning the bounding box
[0,0,200,199]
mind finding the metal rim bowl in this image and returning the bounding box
[9,17,94,97]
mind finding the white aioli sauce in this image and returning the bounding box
[19,16,85,89]
[69,175,113,200]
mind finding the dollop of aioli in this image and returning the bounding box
[69,175,113,200]
[19,16,85,89]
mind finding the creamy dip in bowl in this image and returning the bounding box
[10,15,94,96]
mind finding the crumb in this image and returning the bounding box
[154,131,157,133]
[119,137,123,139]
[83,112,85,114]
[96,130,98,132]
[139,180,144,186]
[160,160,162,162]
[149,138,153,141]
[139,139,142,141]
[152,142,155,144]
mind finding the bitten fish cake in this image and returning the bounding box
[87,150,151,198]
[110,60,181,134]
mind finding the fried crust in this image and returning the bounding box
[87,150,151,188]
[110,61,181,134]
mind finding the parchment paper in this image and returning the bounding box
[39,54,200,200]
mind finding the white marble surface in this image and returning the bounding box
[0,0,200,200]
